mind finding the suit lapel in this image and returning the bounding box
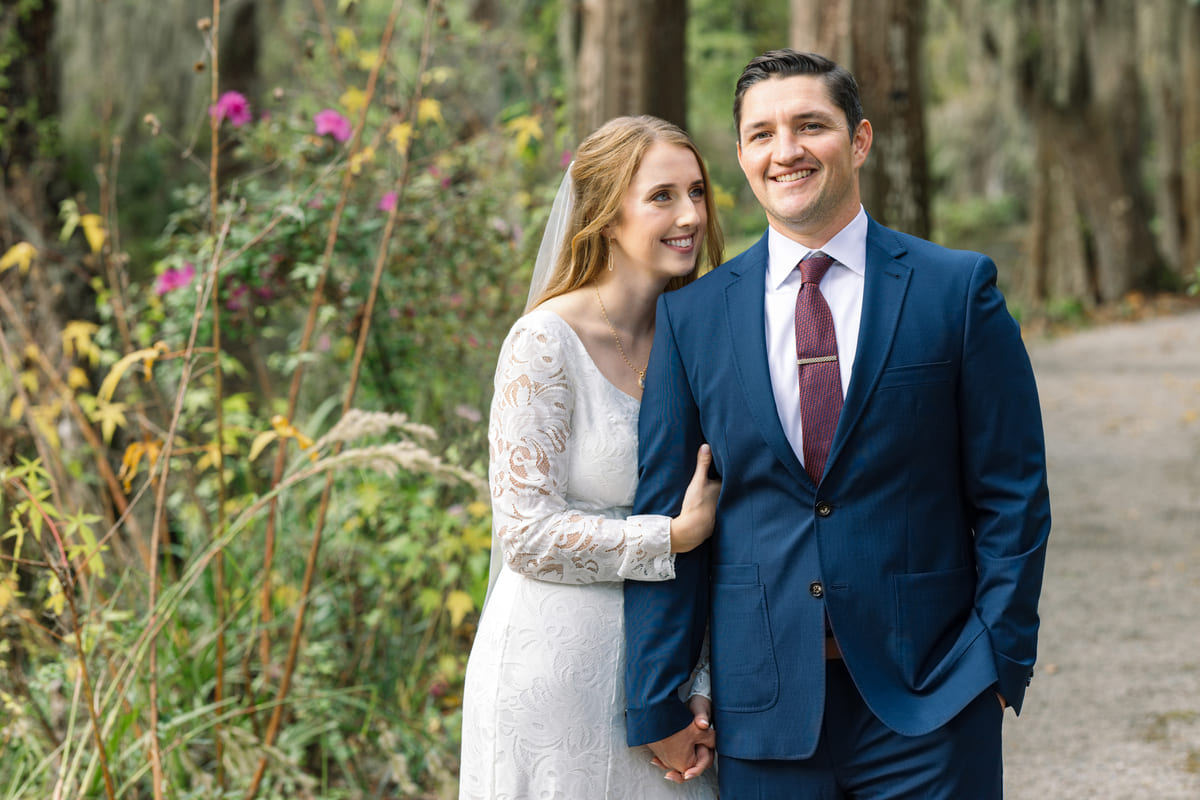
[724,234,810,486]
[826,220,912,474]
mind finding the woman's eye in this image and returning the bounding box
[652,190,672,202]
[689,186,705,199]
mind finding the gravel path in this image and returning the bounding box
[1003,310,1200,799]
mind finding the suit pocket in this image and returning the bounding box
[876,360,952,389]
[894,566,977,691]
[711,573,780,712]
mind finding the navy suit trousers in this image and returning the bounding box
[717,659,1004,799]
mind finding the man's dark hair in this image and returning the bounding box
[733,49,864,140]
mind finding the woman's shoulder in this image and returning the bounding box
[500,305,586,369]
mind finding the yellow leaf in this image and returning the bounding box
[58,198,81,242]
[445,590,474,628]
[19,370,37,394]
[387,122,413,154]
[80,214,107,254]
[273,581,301,609]
[417,98,443,127]
[61,320,101,366]
[357,49,381,71]
[335,26,357,55]
[248,429,277,461]
[67,367,91,390]
[44,573,65,616]
[91,400,127,444]
[0,242,37,275]
[423,66,455,85]
[8,395,25,421]
[467,501,490,519]
[340,86,367,115]
[97,347,162,403]
[29,403,62,451]
[119,442,144,492]
[504,115,543,154]
[0,574,18,613]
[196,440,222,472]
[348,145,376,176]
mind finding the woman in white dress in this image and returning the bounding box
[459,116,726,799]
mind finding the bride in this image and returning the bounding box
[459,115,725,799]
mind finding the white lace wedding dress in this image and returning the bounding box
[459,310,716,799]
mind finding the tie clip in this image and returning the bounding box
[797,355,838,366]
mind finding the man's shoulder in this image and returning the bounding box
[869,220,988,268]
[665,233,768,306]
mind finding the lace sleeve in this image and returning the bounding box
[678,628,711,701]
[488,317,675,584]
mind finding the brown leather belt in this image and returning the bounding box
[824,636,842,660]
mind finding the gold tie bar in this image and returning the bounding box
[797,355,839,366]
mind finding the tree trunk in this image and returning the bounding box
[1014,0,1163,305]
[789,0,931,238]
[644,0,688,131]
[1180,2,1200,279]
[1138,1,1185,276]
[1,0,60,249]
[573,0,688,140]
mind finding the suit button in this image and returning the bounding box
[816,501,833,517]
[809,581,824,598]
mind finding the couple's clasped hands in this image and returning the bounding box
[650,695,716,783]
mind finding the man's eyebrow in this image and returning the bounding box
[740,110,838,133]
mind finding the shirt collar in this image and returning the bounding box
[766,206,869,290]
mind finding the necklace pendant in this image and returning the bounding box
[638,374,645,389]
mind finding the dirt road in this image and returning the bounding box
[1004,310,1200,798]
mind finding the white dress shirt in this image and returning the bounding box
[764,207,868,468]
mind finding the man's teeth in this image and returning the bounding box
[774,169,814,183]
[665,236,694,248]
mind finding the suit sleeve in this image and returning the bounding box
[624,294,713,745]
[959,256,1052,713]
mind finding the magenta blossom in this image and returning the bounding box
[209,91,252,128]
[378,191,398,212]
[225,283,249,312]
[560,149,573,168]
[314,109,352,143]
[155,263,196,296]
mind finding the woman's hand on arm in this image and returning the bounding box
[669,444,720,553]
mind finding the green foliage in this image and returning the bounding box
[0,3,563,797]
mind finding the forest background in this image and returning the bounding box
[1,0,1198,798]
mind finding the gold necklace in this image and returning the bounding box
[593,283,647,389]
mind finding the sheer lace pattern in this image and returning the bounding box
[460,311,715,799]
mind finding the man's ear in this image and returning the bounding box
[852,119,873,168]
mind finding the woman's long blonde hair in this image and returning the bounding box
[527,115,725,311]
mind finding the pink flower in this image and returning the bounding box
[314,109,352,143]
[209,91,252,128]
[155,263,196,296]
[225,283,249,312]
[560,149,573,168]
[378,191,398,212]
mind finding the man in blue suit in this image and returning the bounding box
[625,50,1051,798]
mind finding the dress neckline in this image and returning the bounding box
[526,308,643,405]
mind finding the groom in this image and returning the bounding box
[624,50,1050,797]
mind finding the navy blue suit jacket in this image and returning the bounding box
[624,219,1051,760]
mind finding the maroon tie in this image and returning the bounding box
[795,252,842,484]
